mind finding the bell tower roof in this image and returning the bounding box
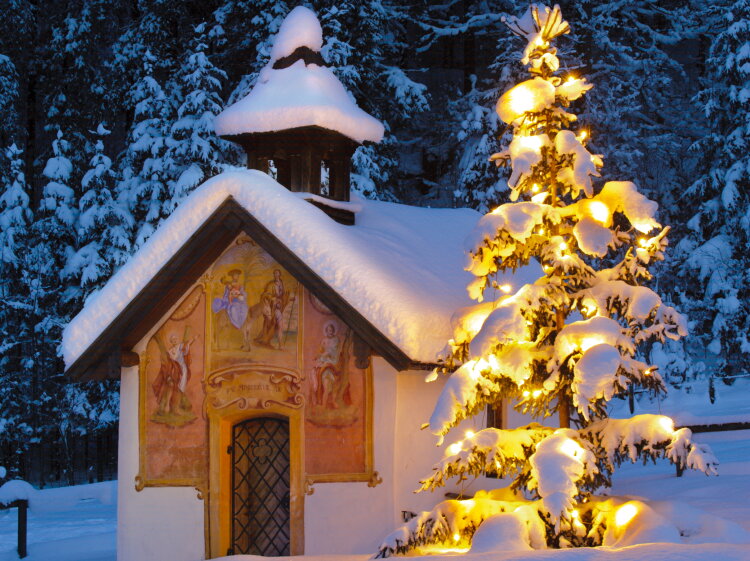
[214,7,383,144]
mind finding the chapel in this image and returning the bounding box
[62,7,534,560]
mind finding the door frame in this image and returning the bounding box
[207,404,305,558]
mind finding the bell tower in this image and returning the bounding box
[214,6,384,224]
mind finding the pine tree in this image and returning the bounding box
[565,0,696,216]
[165,23,230,213]
[119,50,173,248]
[419,1,534,211]
[669,0,750,384]
[0,55,19,149]
[377,6,717,555]
[211,0,290,106]
[65,126,132,298]
[42,1,119,164]
[0,143,33,473]
[315,0,429,200]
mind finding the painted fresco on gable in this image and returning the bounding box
[303,291,371,477]
[139,285,207,487]
[138,234,374,491]
[208,234,300,373]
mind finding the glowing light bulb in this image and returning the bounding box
[447,442,462,456]
[566,75,576,84]
[559,241,568,251]
[532,183,541,193]
[658,416,675,434]
[453,533,461,543]
[506,88,536,118]
[588,200,609,224]
[532,389,542,398]
[639,238,648,248]
[571,509,580,519]
[560,438,584,459]
[465,430,475,439]
[644,368,653,376]
[500,284,512,293]
[578,130,588,141]
[523,390,531,398]
[517,135,544,153]
[537,227,545,235]
[615,503,638,527]
[580,337,604,352]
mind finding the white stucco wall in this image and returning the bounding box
[118,350,534,559]
[304,356,396,554]
[117,365,206,561]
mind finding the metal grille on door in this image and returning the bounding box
[230,417,291,556]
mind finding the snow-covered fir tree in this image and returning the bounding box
[211,0,290,106]
[42,1,117,166]
[669,0,750,383]
[0,143,33,467]
[65,125,132,299]
[419,0,534,211]
[377,6,717,555]
[0,55,19,149]
[165,23,230,213]
[317,0,429,199]
[119,50,173,248]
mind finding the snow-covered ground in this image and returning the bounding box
[1,428,747,560]
[0,482,116,561]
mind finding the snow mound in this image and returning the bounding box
[469,512,532,552]
[0,480,115,512]
[63,169,480,368]
[269,6,323,64]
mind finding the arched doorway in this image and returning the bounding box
[230,417,290,556]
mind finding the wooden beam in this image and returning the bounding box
[353,334,371,369]
[121,351,140,368]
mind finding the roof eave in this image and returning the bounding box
[65,196,415,382]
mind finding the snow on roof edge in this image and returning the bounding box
[63,169,480,370]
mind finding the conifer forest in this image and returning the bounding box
[0,0,747,487]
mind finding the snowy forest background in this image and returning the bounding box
[0,0,747,487]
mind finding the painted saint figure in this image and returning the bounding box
[311,322,351,409]
[212,269,248,330]
[255,269,291,349]
[151,330,199,427]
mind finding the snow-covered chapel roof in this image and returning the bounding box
[62,169,485,373]
[214,6,384,144]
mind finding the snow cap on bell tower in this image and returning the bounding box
[214,6,383,144]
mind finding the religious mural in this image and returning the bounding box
[204,235,304,413]
[139,285,207,487]
[303,292,370,478]
[208,235,299,372]
[138,234,373,491]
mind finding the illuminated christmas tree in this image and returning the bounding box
[377,5,718,555]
